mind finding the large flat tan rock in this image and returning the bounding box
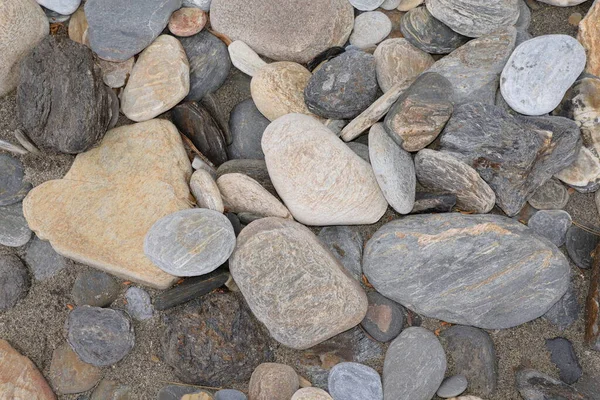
[23,119,192,289]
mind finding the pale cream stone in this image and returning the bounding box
[555,146,600,188]
[397,0,424,11]
[68,6,88,46]
[374,38,434,92]
[578,0,600,76]
[228,40,267,77]
[292,388,334,400]
[190,169,224,212]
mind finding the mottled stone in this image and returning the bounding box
[528,210,572,247]
[318,226,363,281]
[262,114,387,225]
[401,7,468,54]
[97,58,134,89]
[249,363,299,400]
[411,192,456,214]
[49,343,102,395]
[90,380,131,400]
[566,224,599,269]
[578,1,600,77]
[227,99,269,159]
[68,6,88,45]
[0,202,32,247]
[124,287,153,321]
[528,179,570,210]
[25,236,68,280]
[214,390,247,400]
[190,169,224,212]
[168,8,207,37]
[544,281,580,331]
[437,375,468,398]
[516,369,585,400]
[291,388,332,400]
[0,254,30,312]
[72,270,119,307]
[361,292,404,342]
[546,337,582,384]
[328,362,382,400]
[0,155,31,206]
[349,12,392,49]
[217,159,276,196]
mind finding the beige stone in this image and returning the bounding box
[121,35,190,122]
[578,0,600,77]
[181,393,213,400]
[228,40,267,77]
[49,344,102,395]
[292,388,333,400]
[0,339,56,400]
[168,7,207,37]
[68,7,88,46]
[249,363,299,400]
[397,0,424,11]
[374,38,434,92]
[251,62,313,121]
[190,169,224,212]
[555,146,600,188]
[97,57,134,88]
[23,119,192,289]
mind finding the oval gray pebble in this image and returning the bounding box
[328,362,383,400]
[0,202,31,247]
[124,287,153,321]
[215,389,248,400]
[437,375,468,398]
[528,210,572,247]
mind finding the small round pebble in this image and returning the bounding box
[72,270,120,307]
[350,12,392,49]
[328,362,383,400]
[124,287,154,321]
[25,235,68,280]
[214,389,248,400]
[168,7,207,37]
[0,254,30,312]
[436,375,468,398]
[528,210,572,247]
[249,363,300,400]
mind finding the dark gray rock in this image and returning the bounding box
[0,155,31,206]
[124,287,153,321]
[400,7,469,54]
[440,325,497,396]
[410,192,456,214]
[181,31,231,101]
[162,292,274,386]
[201,93,232,146]
[157,385,205,400]
[71,270,120,307]
[304,51,378,119]
[318,226,363,281]
[0,202,31,247]
[360,291,404,342]
[85,0,181,62]
[154,268,230,310]
[24,235,68,280]
[217,159,277,196]
[226,212,242,236]
[565,224,600,269]
[214,389,248,400]
[436,375,468,398]
[347,142,370,163]
[543,281,580,331]
[528,210,572,247]
[383,327,446,400]
[546,337,582,384]
[17,35,114,154]
[0,254,29,312]
[227,99,269,160]
[528,179,570,210]
[516,369,586,400]
[67,306,135,367]
[363,213,570,329]
[328,362,383,400]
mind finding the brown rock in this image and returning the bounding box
[49,343,102,395]
[578,2,600,76]
[168,8,207,37]
[585,242,600,350]
[373,38,434,92]
[249,363,300,400]
[68,7,89,46]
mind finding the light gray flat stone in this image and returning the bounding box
[124,287,153,321]
[349,12,392,49]
[328,362,383,400]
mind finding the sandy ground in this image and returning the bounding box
[1,1,599,399]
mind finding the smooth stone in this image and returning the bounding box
[25,236,68,280]
[67,306,135,367]
[18,35,114,154]
[515,0,531,31]
[440,326,497,396]
[0,0,48,97]
[361,292,404,342]
[183,0,211,10]
[528,210,572,247]
[0,155,31,206]
[381,0,401,9]
[211,0,353,63]
[190,169,224,212]
[350,12,392,49]
[415,149,495,213]
[227,99,269,160]
[49,343,102,395]
[214,390,247,400]
[556,146,600,190]
[426,0,520,38]
[97,57,134,89]
[383,327,446,400]
[373,38,434,93]
[305,51,379,120]
[328,362,382,400]
[410,192,456,214]
[0,339,55,399]
[230,217,368,349]
[516,369,585,400]
[401,7,469,54]
[124,287,153,321]
[500,35,586,116]
[249,363,299,400]
[157,385,203,400]
[192,155,217,178]
[291,388,332,400]
[0,202,32,247]
[348,142,370,163]
[368,123,415,214]
[38,0,80,15]
[565,224,599,269]
[437,375,468,398]
[252,62,313,121]
[546,337,582,384]
[23,120,191,289]
[543,281,580,331]
[349,0,385,10]
[217,159,277,196]
[90,380,132,400]
[528,179,570,210]
[68,6,88,45]
[0,254,30,312]
[318,226,363,281]
[262,114,387,225]
[72,270,120,307]
[578,1,600,77]
[429,28,517,104]
[153,268,230,310]
[384,72,453,151]
[168,8,207,37]
[180,31,231,101]
[84,0,181,62]
[574,375,600,400]
[162,292,274,385]
[398,0,424,11]
[228,40,266,78]
[364,213,570,328]
[144,208,235,277]
[539,0,588,4]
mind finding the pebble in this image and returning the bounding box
[84,0,181,62]
[348,142,370,163]
[157,385,203,400]
[400,6,469,54]
[437,375,468,398]
[25,235,69,280]
[500,35,586,116]
[214,390,247,400]
[0,0,48,97]
[68,6,88,45]
[361,292,404,342]
[373,38,434,93]
[0,156,29,207]
[0,254,30,312]
[124,287,153,321]
[318,226,364,281]
[411,192,456,214]
[227,99,269,159]
[543,281,580,331]
[262,114,387,225]
[398,0,424,11]
[0,339,55,399]
[168,7,207,37]
[515,0,531,31]
[349,0,384,10]
[291,388,332,400]
[192,155,217,178]
[37,0,80,15]
[546,337,582,384]
[516,369,585,399]
[415,149,495,213]
[183,0,211,10]
[144,208,236,277]
[230,217,368,349]
[528,179,570,210]
[328,362,382,400]
[384,327,446,400]
[350,12,392,49]
[228,41,267,77]
[528,210,572,247]
[97,57,134,89]
[67,306,135,367]
[556,146,600,191]
[578,0,600,77]
[368,123,416,214]
[48,343,102,395]
[217,159,277,196]
[43,8,69,23]
[90,380,132,400]
[0,202,32,247]
[539,0,588,5]
[249,363,300,400]
[565,224,599,269]
[381,0,401,9]
[364,213,570,328]
[72,270,120,307]
[153,268,229,310]
[190,169,224,212]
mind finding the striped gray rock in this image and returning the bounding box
[0,202,31,247]
[516,369,586,400]
[363,213,570,329]
[400,7,469,54]
[318,226,363,281]
[528,210,572,247]
[0,254,30,312]
[328,362,383,400]
[528,179,570,210]
[227,99,269,160]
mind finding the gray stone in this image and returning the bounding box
[411,192,456,214]
[440,325,497,396]
[500,35,586,116]
[183,0,211,11]
[153,268,229,311]
[364,213,570,329]
[90,380,132,400]
[543,281,580,331]
[546,337,582,384]
[124,287,153,321]
[400,7,469,54]
[516,369,586,400]
[71,270,120,307]
[515,0,531,31]
[214,389,247,400]
[528,210,572,247]
[180,31,231,101]
[565,224,599,269]
[574,375,600,400]
[437,375,468,398]
[227,99,269,160]
[349,0,385,10]
[528,179,570,210]
[428,28,517,105]
[248,363,299,400]
[67,306,135,367]
[25,236,68,280]
[349,12,392,49]
[217,159,276,196]
[0,155,31,206]
[361,292,405,342]
[144,209,236,277]
[190,169,224,212]
[347,142,370,163]
[383,327,446,400]
[84,0,182,62]
[318,226,363,281]
[369,123,415,214]
[17,35,114,154]
[0,202,31,247]
[0,254,29,312]
[328,362,382,400]
[44,8,70,23]
[157,385,203,400]
[426,0,520,38]
[304,51,378,120]
[415,149,495,214]
[37,0,80,15]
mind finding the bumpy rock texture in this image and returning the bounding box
[401,7,468,54]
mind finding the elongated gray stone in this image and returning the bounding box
[543,281,580,331]
[0,202,31,247]
[328,362,383,400]
[528,179,570,210]
[227,99,269,160]
[546,337,582,384]
[400,7,469,54]
[25,236,68,280]
[0,254,30,312]
[153,268,230,310]
[528,210,572,247]
[437,375,468,398]
[318,226,363,281]
[364,213,570,329]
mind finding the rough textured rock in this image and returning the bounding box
[578,0,600,77]
[546,337,582,384]
[262,114,387,225]
[72,270,120,307]
[0,254,30,312]
[349,12,392,49]
[49,343,102,395]
[500,35,586,116]
[17,35,114,154]
[328,362,382,400]
[383,327,446,400]
[84,0,181,62]
[361,292,404,343]
[529,179,570,210]
[25,236,68,280]
[217,159,276,196]
[400,7,468,54]
[228,41,266,77]
[210,0,354,64]
[230,217,368,349]
[162,292,274,386]
[124,287,153,321]
[437,375,468,398]
[566,223,599,269]
[364,213,570,329]
[0,202,32,247]
[190,169,224,212]
[227,99,269,160]
[23,119,191,289]
[97,58,134,89]
[516,369,586,400]
[291,388,332,400]
[544,281,580,331]
[168,7,207,37]
[528,210,572,247]
[249,363,299,400]
[411,192,456,214]
[318,226,363,281]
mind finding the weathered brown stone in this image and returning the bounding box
[49,343,102,395]
[578,1,600,77]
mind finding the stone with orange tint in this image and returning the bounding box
[168,7,207,37]
[361,292,405,342]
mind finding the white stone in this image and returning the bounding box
[37,0,81,15]
[555,146,600,189]
[350,12,392,49]
[380,0,402,10]
[190,169,224,212]
[349,0,386,11]
[228,40,267,77]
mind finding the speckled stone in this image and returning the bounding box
[437,375,468,398]
[0,254,30,312]
[249,363,299,400]
[124,287,153,321]
[328,362,382,400]
[318,226,363,281]
[0,202,32,247]
[528,210,572,247]
[168,7,207,37]
[361,292,404,342]
[48,343,102,395]
[71,270,120,307]
[565,223,599,269]
[349,12,392,49]
[401,7,468,54]
[546,337,582,384]
[25,235,68,280]
[528,179,570,210]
